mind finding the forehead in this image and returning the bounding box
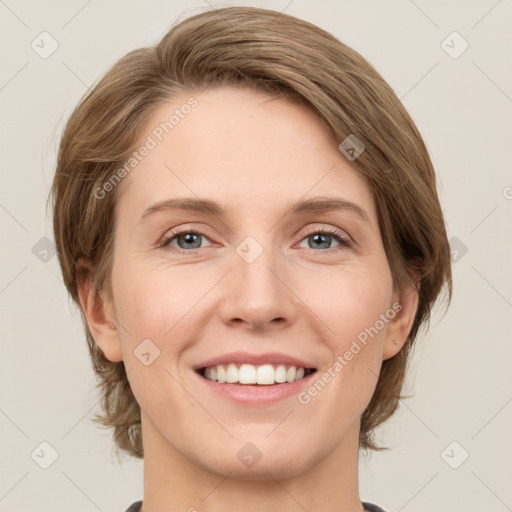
[115,86,377,225]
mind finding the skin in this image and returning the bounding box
[79,86,419,512]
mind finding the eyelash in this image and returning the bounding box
[160,226,352,255]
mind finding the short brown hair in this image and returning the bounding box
[49,6,452,459]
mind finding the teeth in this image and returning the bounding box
[202,363,312,385]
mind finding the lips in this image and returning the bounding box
[192,353,320,404]
[193,351,317,373]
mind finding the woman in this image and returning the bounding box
[50,6,452,511]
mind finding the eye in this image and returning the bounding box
[297,227,351,251]
[161,229,213,254]
[160,226,352,255]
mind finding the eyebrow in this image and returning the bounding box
[139,196,370,224]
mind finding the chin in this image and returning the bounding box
[195,440,319,481]
[206,457,312,481]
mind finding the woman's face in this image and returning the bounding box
[90,86,416,479]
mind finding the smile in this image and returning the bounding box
[198,363,317,385]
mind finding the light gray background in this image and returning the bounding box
[1,1,511,511]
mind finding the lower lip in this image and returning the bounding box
[194,370,317,405]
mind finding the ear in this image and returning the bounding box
[76,260,123,362]
[382,277,420,361]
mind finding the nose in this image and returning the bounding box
[216,241,299,331]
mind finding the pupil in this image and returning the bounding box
[179,233,200,249]
[311,233,329,249]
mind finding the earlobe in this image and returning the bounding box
[382,282,420,361]
[76,261,123,363]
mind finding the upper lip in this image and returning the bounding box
[193,352,316,371]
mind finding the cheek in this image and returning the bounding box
[327,269,393,407]
[311,264,393,348]
[111,259,210,393]
[303,273,392,421]
[112,258,198,338]
[113,264,195,415]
